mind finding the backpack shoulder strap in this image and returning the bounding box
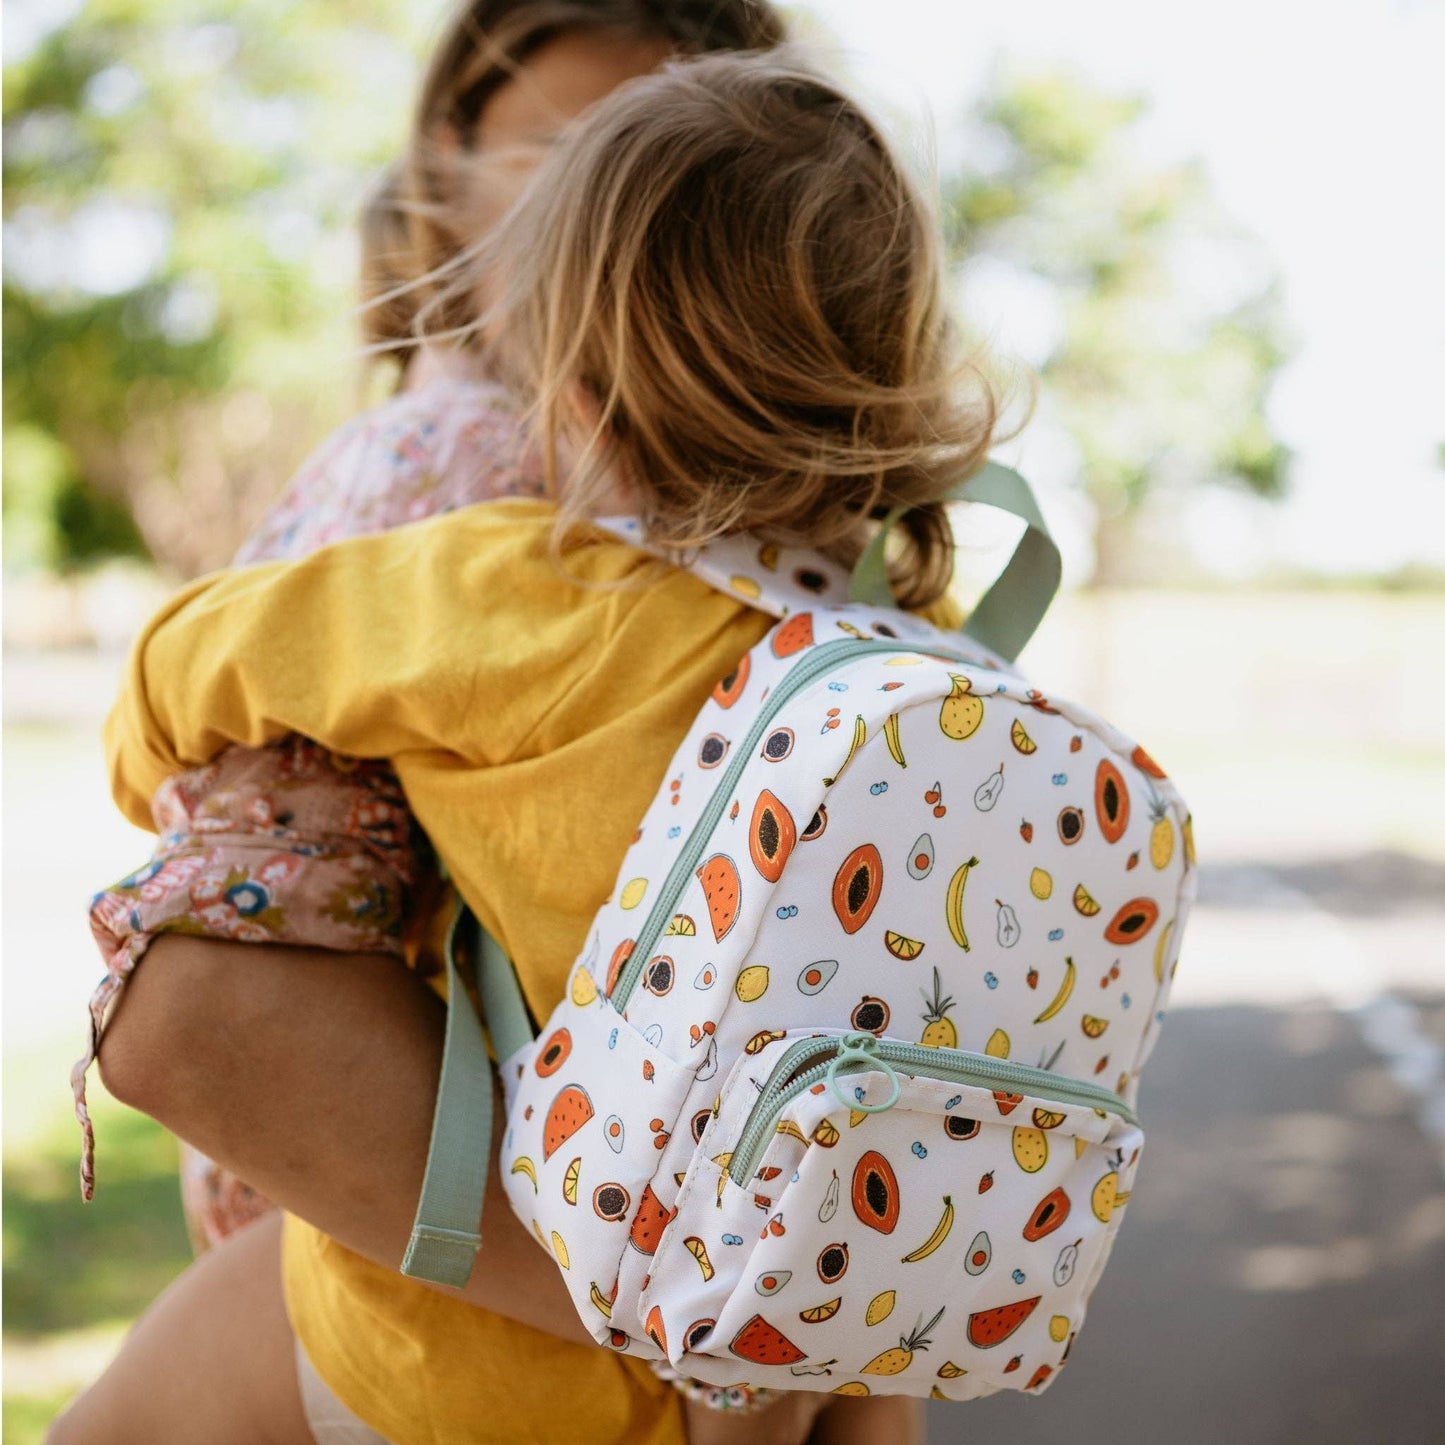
[598,461,1060,663]
[850,462,1060,663]
[592,518,851,618]
[402,904,536,1287]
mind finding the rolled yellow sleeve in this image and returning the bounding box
[102,503,608,831]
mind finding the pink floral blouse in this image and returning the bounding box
[75,374,544,1232]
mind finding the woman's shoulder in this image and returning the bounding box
[235,375,541,566]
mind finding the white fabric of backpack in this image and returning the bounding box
[403,470,1196,1401]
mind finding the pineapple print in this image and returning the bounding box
[1148,793,1174,871]
[918,968,957,1049]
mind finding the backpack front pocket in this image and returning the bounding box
[639,1030,1142,1396]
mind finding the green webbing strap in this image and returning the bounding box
[849,461,1062,664]
[401,906,536,1286]
[476,918,537,1067]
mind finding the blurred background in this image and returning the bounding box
[4,1,1443,1441]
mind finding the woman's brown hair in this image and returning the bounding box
[359,1,786,368]
[470,52,1005,608]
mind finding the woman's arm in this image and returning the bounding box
[97,931,594,1346]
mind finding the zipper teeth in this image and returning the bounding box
[728,1039,1137,1186]
[615,637,966,1007]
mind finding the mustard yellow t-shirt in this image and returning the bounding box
[105,499,961,1445]
[107,501,772,1445]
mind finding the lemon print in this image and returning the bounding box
[1010,718,1038,754]
[1073,883,1101,917]
[813,1119,840,1147]
[866,1291,896,1327]
[1080,1014,1109,1039]
[619,878,648,910]
[735,965,770,1002]
[570,968,598,1007]
[1029,867,1053,900]
[832,1383,871,1396]
[1011,1126,1048,1173]
[562,1157,581,1205]
[985,1028,1010,1059]
[885,931,924,960]
[664,913,697,936]
[730,574,762,599]
[936,1362,968,1379]
[1091,1171,1119,1222]
[1049,1315,1069,1343]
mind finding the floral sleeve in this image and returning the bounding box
[75,374,542,1213]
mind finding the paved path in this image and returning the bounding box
[928,982,1445,1442]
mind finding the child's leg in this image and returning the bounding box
[812,1396,925,1445]
[47,1211,313,1445]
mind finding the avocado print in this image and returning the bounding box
[964,1230,992,1275]
[906,833,935,880]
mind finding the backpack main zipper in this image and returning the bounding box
[613,636,972,1009]
[728,1034,1138,1187]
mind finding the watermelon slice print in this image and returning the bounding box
[730,1313,808,1365]
[966,1296,1041,1349]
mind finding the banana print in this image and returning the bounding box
[488,526,1193,1402]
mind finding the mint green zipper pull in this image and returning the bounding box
[825,1032,901,1114]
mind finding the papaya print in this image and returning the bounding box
[832,844,882,934]
[851,1151,901,1233]
[486,525,1192,1399]
[749,791,797,882]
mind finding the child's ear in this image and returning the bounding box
[563,380,605,443]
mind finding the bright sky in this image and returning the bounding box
[801,0,1445,576]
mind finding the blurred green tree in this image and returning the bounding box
[945,71,1291,584]
[3,0,434,577]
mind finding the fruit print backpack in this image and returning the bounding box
[401,463,1196,1402]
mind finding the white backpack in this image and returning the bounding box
[403,466,1195,1401]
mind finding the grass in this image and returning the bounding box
[3,1054,193,1442]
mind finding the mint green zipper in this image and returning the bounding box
[614,637,969,1008]
[728,1033,1137,1186]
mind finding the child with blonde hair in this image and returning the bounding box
[66,47,1006,1445]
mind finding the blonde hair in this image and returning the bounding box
[465,53,1004,607]
[359,0,786,369]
